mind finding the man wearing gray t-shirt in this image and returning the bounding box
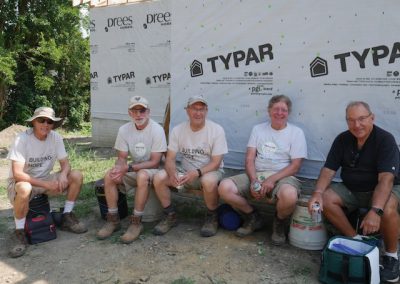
[153,95,228,237]
[96,96,167,244]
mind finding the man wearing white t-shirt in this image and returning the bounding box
[96,96,167,244]
[153,95,228,237]
[7,107,87,258]
[218,95,307,245]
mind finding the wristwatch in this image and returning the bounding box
[371,206,384,217]
[128,164,133,172]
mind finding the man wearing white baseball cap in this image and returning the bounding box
[7,106,87,258]
[96,96,167,244]
[152,94,228,237]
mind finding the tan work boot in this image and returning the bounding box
[200,211,219,237]
[120,215,143,244]
[96,213,121,240]
[271,215,287,246]
[9,229,28,258]
[61,212,88,234]
[235,210,264,237]
[153,212,177,235]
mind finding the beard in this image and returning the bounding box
[134,118,148,127]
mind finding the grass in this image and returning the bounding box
[171,278,195,284]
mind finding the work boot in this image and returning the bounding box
[200,210,218,237]
[235,210,264,237]
[380,255,400,283]
[8,229,28,258]
[61,212,88,234]
[153,212,177,235]
[271,214,287,246]
[120,215,143,244]
[96,213,121,239]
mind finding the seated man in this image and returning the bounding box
[96,96,167,243]
[308,101,400,283]
[218,95,307,245]
[152,95,228,237]
[7,107,87,258]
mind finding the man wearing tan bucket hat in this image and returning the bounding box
[7,106,87,258]
[96,96,167,244]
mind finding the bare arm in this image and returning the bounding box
[130,152,163,172]
[308,167,336,212]
[180,154,224,185]
[57,158,71,191]
[360,172,394,235]
[245,147,257,184]
[164,150,180,187]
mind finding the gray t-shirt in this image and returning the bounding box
[8,129,67,179]
[168,119,228,171]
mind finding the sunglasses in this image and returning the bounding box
[36,117,54,125]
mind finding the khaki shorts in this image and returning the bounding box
[330,183,400,213]
[228,171,301,203]
[119,169,160,194]
[165,168,224,192]
[7,172,61,205]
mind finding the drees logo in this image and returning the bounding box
[104,15,133,32]
[190,43,273,77]
[107,71,135,84]
[89,20,96,33]
[143,12,171,29]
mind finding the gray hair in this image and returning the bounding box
[346,101,372,115]
[268,95,292,113]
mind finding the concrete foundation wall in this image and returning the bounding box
[92,118,128,147]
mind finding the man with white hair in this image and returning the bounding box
[96,96,167,244]
[7,106,87,258]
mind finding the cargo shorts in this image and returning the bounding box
[118,169,160,194]
[228,171,301,203]
[7,172,62,205]
[330,183,400,213]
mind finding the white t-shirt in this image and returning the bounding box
[114,119,167,163]
[8,129,68,179]
[168,119,228,171]
[248,122,307,172]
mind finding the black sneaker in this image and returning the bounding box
[380,255,400,283]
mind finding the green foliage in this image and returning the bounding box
[0,0,90,131]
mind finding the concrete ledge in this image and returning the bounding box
[171,169,318,219]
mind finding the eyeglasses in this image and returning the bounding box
[36,117,54,125]
[271,107,289,114]
[130,108,147,115]
[349,151,360,168]
[346,113,371,125]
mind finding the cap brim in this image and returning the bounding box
[129,103,148,109]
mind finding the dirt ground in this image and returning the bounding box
[0,126,322,284]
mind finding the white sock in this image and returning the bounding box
[63,201,75,213]
[385,251,398,260]
[133,209,144,216]
[108,208,118,214]
[15,217,26,230]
